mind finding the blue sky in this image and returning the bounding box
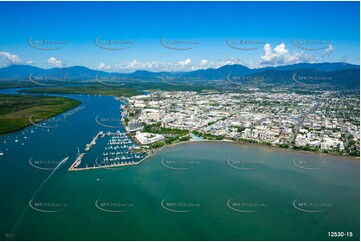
[0,1,359,72]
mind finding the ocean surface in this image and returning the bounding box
[0,88,359,241]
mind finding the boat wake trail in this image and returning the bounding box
[9,156,69,238]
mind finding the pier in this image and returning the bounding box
[85,131,104,151]
[68,159,143,171]
[68,152,86,171]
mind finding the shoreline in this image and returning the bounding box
[3,89,355,169]
[72,106,359,171]
[2,87,358,161]
[95,138,359,171]
[154,139,360,161]
[115,131,359,168]
[0,95,82,136]
[84,139,358,171]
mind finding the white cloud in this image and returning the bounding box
[128,60,140,68]
[111,60,177,72]
[97,62,111,70]
[47,57,63,68]
[199,59,209,66]
[178,58,192,66]
[96,43,336,72]
[0,51,33,66]
[207,58,251,68]
[322,44,333,57]
[96,57,254,73]
[259,43,315,66]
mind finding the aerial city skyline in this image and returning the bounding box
[0,1,359,241]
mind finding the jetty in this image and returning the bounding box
[85,131,104,151]
[68,159,143,171]
[68,152,86,170]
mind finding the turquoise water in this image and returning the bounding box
[191,133,204,141]
[0,88,359,240]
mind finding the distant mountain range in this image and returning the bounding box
[0,62,359,88]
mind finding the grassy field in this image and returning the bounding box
[20,85,143,96]
[0,94,81,134]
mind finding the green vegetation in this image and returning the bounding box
[0,80,37,89]
[0,94,80,134]
[238,138,258,143]
[236,127,246,132]
[293,145,320,152]
[128,110,141,117]
[118,79,236,93]
[20,85,142,97]
[123,117,129,126]
[279,143,289,149]
[151,141,165,148]
[142,123,191,146]
[178,135,191,142]
[143,123,189,136]
[345,135,360,157]
[164,135,191,144]
[193,131,224,140]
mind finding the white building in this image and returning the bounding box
[295,134,309,147]
[138,109,162,123]
[321,138,344,151]
[135,131,164,145]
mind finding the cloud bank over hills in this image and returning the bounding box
[0,42,340,73]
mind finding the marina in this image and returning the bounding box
[68,131,149,171]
